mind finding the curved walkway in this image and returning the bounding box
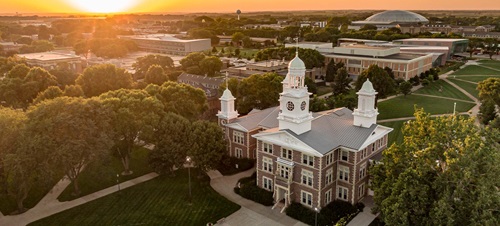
[0,173,159,226]
[208,169,306,226]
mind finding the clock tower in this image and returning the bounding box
[277,51,313,135]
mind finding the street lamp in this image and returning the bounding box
[116,174,120,192]
[314,207,320,226]
[186,156,192,204]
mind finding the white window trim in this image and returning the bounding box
[263,142,273,154]
[262,157,273,173]
[281,148,293,160]
[302,153,314,167]
[325,189,332,205]
[301,190,313,207]
[359,163,367,179]
[301,169,314,187]
[235,147,243,158]
[233,131,244,145]
[263,176,273,191]
[325,168,333,185]
[358,183,365,198]
[337,186,348,201]
[340,149,349,162]
[338,165,349,182]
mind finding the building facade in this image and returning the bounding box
[120,34,211,56]
[178,73,224,119]
[217,52,392,210]
[324,44,433,80]
[17,51,83,73]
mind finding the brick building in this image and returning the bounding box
[217,52,392,210]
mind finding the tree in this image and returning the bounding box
[332,67,352,96]
[148,113,191,175]
[254,47,325,69]
[180,52,206,70]
[355,65,396,102]
[132,54,174,79]
[199,56,223,77]
[63,85,84,97]
[21,67,59,104]
[325,60,337,82]
[234,73,283,114]
[37,25,50,40]
[6,64,30,79]
[33,86,63,104]
[485,39,499,60]
[399,81,413,96]
[24,97,112,196]
[371,109,500,226]
[477,78,500,106]
[188,121,227,173]
[76,64,133,97]
[231,32,246,45]
[305,76,317,94]
[145,81,208,120]
[144,65,168,85]
[49,64,78,87]
[479,99,497,125]
[99,89,164,175]
[309,95,329,112]
[360,24,378,31]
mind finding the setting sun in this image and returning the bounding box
[66,0,138,13]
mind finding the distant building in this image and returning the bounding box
[217,52,392,209]
[177,72,224,119]
[17,51,83,73]
[324,44,433,80]
[393,38,468,59]
[349,10,429,31]
[119,34,211,56]
[285,42,335,54]
[226,59,289,78]
[0,42,22,53]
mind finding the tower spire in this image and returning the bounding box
[225,71,229,90]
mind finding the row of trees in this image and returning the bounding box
[478,77,500,127]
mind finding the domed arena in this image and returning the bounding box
[349,10,429,30]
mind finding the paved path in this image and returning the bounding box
[411,93,475,103]
[209,169,306,226]
[0,173,159,226]
[447,77,478,84]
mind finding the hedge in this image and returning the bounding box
[234,173,273,206]
[217,156,255,175]
[286,200,361,226]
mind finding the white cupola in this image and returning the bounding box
[217,73,239,124]
[277,51,313,135]
[353,79,379,128]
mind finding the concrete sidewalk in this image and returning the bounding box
[208,169,306,226]
[0,173,158,226]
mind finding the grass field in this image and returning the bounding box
[58,147,153,202]
[449,75,500,82]
[0,181,56,215]
[479,63,500,71]
[477,59,499,64]
[448,79,480,98]
[378,95,475,120]
[316,86,333,96]
[414,79,472,101]
[380,120,407,146]
[451,65,500,75]
[30,169,240,226]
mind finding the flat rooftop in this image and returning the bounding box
[120,34,209,43]
[17,52,80,61]
[396,38,468,42]
[341,44,394,50]
[325,52,427,61]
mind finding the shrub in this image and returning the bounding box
[286,202,330,225]
[217,155,255,175]
[336,211,360,226]
[238,179,274,206]
[355,202,365,212]
[421,79,430,86]
[286,200,361,226]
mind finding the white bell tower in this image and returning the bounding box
[217,72,239,125]
[353,79,379,128]
[277,51,313,135]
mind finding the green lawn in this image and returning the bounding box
[30,169,240,226]
[378,95,475,120]
[316,86,333,96]
[380,120,407,146]
[58,146,153,201]
[448,79,480,98]
[477,59,499,64]
[451,65,500,75]
[478,63,500,71]
[449,75,500,82]
[414,79,472,101]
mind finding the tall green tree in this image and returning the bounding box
[145,81,207,120]
[63,85,84,97]
[76,64,133,97]
[478,77,500,106]
[132,54,174,80]
[6,64,30,79]
[332,67,352,96]
[371,109,500,226]
[33,86,63,104]
[188,121,227,173]
[199,56,223,77]
[21,67,59,104]
[180,52,206,70]
[234,72,283,114]
[355,64,396,101]
[24,97,112,196]
[144,65,168,85]
[399,81,413,96]
[99,89,164,175]
[148,113,191,175]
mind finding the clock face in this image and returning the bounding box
[287,101,295,111]
[301,101,306,111]
[220,119,227,125]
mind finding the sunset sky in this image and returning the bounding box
[1,0,499,14]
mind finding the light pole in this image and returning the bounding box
[186,156,192,204]
[116,174,120,192]
[314,207,320,226]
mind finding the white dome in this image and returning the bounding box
[288,54,305,69]
[365,10,429,24]
[360,79,376,93]
[221,88,235,99]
